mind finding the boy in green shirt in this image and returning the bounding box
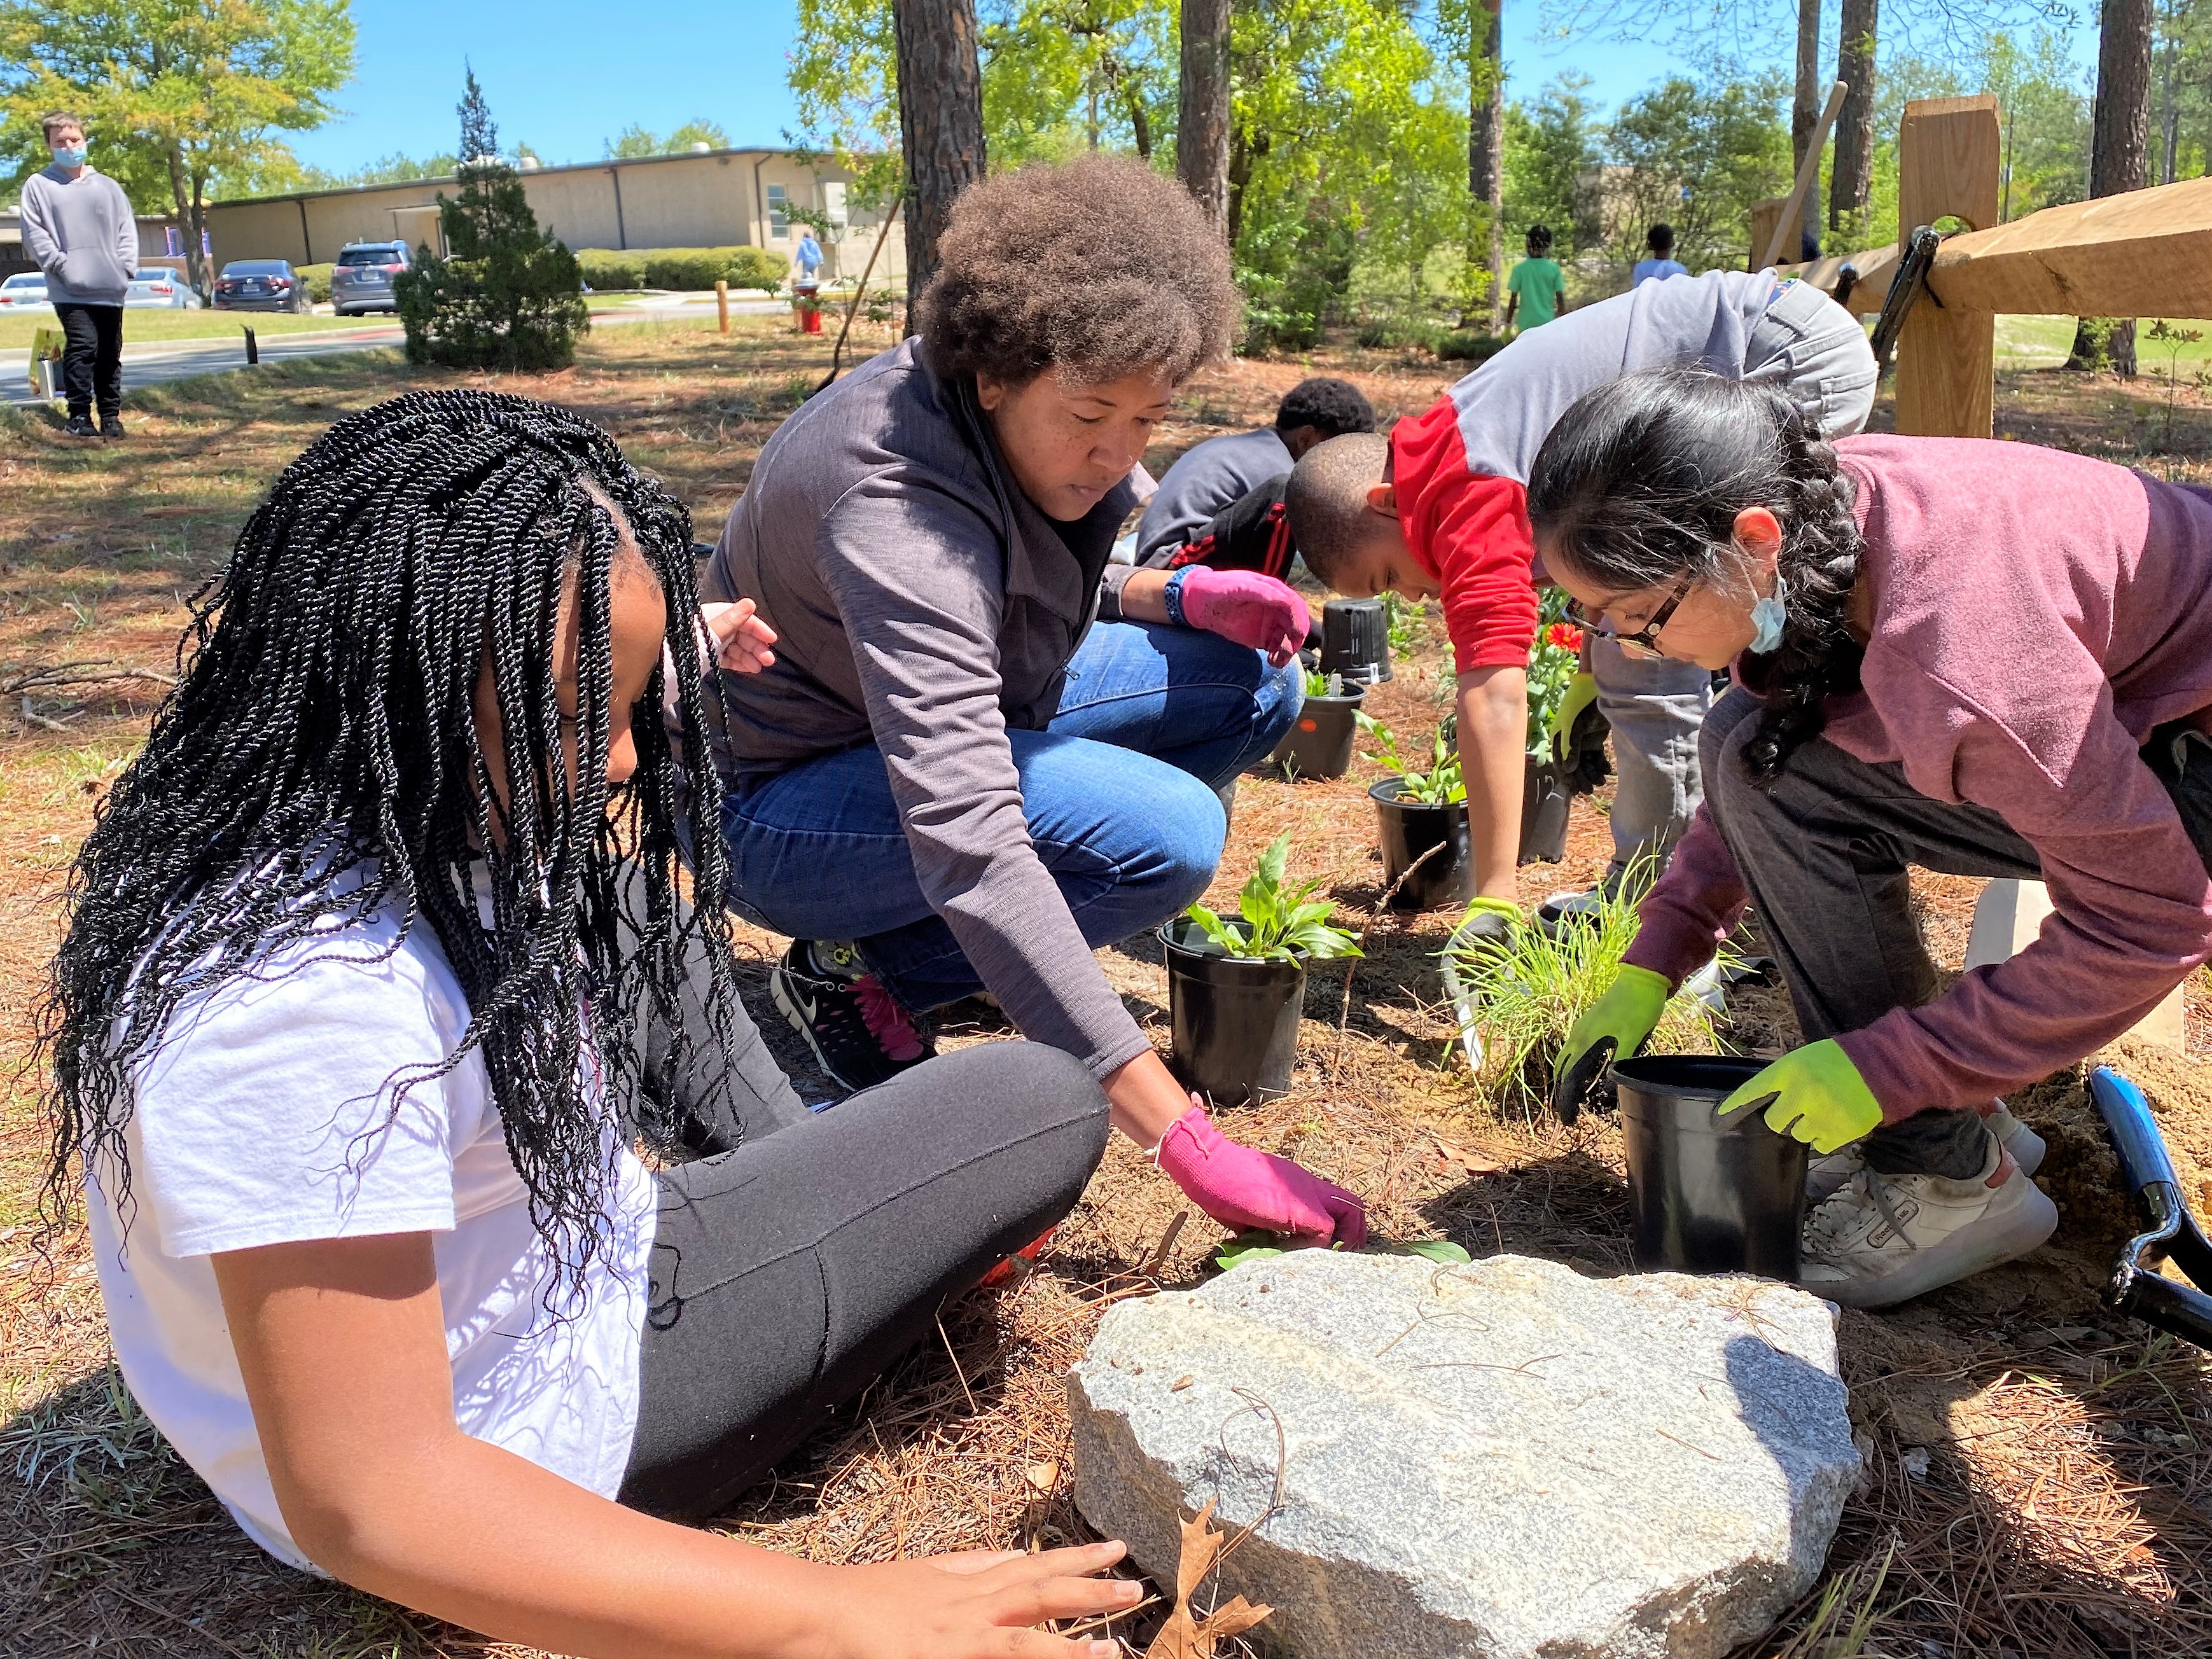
[1504,223,1566,333]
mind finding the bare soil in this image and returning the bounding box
[4,323,2211,1657]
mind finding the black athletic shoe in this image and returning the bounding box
[770,939,935,1092]
[99,415,125,438]
[63,415,97,438]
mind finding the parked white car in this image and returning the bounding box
[127,268,202,309]
[0,271,51,308]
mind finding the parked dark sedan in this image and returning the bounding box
[331,240,412,316]
[211,260,310,313]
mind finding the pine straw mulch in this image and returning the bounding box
[5,340,2212,1656]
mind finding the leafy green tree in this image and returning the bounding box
[1504,74,1599,251]
[299,150,464,190]
[396,71,588,372]
[1603,71,1793,270]
[0,0,354,295]
[606,122,662,158]
[2153,0,2212,181]
[983,0,1174,161]
[667,118,730,151]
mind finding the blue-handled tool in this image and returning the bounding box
[2090,1066,2212,1350]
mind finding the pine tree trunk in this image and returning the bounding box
[893,0,986,316]
[1177,0,1233,239]
[1829,0,1877,232]
[1468,0,1505,329]
[2071,0,2153,374]
[1792,0,1825,257]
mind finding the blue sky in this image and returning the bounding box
[291,1,1715,176]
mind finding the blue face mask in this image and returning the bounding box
[52,144,87,168]
[1748,572,1790,655]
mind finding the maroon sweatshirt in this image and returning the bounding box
[1625,435,2212,1118]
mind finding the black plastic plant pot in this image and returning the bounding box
[1369,778,1475,912]
[1519,753,1571,865]
[1158,919,1308,1107]
[1614,1055,1810,1281]
[1319,598,1393,684]
[1270,688,1367,780]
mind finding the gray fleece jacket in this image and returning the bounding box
[20,164,139,305]
[700,337,1151,1078]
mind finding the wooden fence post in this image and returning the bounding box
[1893,95,2003,438]
[1748,198,1788,273]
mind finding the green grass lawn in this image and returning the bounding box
[1996,314,2212,370]
[0,309,395,351]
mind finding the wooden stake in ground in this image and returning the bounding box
[1142,1498,1273,1659]
[716,279,729,334]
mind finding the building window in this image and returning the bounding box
[767,183,788,240]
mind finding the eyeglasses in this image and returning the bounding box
[1564,570,1695,658]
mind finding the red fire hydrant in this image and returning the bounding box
[793,279,823,335]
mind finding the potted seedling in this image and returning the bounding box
[1159,831,1362,1106]
[1269,666,1367,780]
[1361,716,1475,911]
[1519,601,1583,865]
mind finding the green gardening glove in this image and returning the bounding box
[1549,670,1599,765]
[1550,964,1670,1125]
[1718,1039,1884,1153]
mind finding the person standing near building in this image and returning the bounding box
[1631,223,1690,286]
[1503,225,1566,336]
[793,227,824,285]
[20,112,137,439]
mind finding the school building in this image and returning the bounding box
[201,147,905,282]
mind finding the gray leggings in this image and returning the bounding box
[609,895,1110,1517]
[1701,689,2212,1177]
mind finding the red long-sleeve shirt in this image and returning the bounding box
[1388,270,1779,674]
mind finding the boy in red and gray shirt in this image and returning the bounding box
[1286,270,1875,915]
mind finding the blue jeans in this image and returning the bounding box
[720,621,1302,1011]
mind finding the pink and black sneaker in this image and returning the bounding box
[770,938,935,1092]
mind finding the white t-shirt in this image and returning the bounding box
[86,885,657,1571]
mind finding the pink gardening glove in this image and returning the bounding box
[1154,1102,1368,1247]
[1178,568,1310,667]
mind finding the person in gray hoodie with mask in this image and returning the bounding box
[20,112,139,438]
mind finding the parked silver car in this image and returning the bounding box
[0,271,50,309]
[212,259,310,313]
[331,241,411,316]
[127,268,202,309]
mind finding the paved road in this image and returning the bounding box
[5,295,795,409]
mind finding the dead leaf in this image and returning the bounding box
[1025,1461,1058,1494]
[1141,1499,1274,1658]
[1171,1375,1194,1392]
[1433,1134,1506,1176]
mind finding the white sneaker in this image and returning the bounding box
[1805,1102,2045,1205]
[1798,1133,2057,1309]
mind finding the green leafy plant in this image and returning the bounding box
[2148,319,2204,457]
[1182,832,1363,964]
[1442,866,1730,1114]
[1359,714,1464,805]
[1302,666,1345,698]
[1526,588,1585,754]
[1382,590,1427,654]
[1215,1233,1472,1272]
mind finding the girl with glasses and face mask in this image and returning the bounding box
[1531,368,2212,1312]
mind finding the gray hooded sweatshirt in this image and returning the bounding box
[700,337,1151,1078]
[20,163,139,305]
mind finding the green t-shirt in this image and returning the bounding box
[1508,257,1566,329]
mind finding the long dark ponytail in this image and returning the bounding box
[39,390,748,1297]
[1526,368,1864,782]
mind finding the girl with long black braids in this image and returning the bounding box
[1533,369,2212,1310]
[39,391,1137,1656]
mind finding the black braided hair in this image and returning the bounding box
[37,389,749,1297]
[1526,368,1865,784]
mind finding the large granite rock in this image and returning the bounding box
[1068,1252,1858,1659]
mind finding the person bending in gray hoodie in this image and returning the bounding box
[20,111,139,438]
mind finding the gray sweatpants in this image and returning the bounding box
[1592,280,1879,887]
[1699,688,2212,1177]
